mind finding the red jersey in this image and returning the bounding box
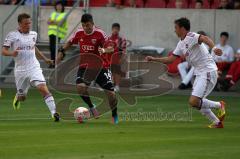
[107,34,127,65]
[68,26,110,69]
[110,34,126,53]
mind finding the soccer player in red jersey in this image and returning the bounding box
[108,23,127,92]
[57,13,118,124]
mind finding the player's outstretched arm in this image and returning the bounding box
[98,46,114,54]
[199,35,223,56]
[2,47,18,57]
[35,47,53,65]
[56,41,72,64]
[145,55,177,64]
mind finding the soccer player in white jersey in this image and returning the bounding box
[145,17,226,128]
[2,13,60,122]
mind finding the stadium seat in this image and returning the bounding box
[212,0,221,9]
[90,0,109,7]
[188,0,208,9]
[202,0,220,9]
[184,0,193,8]
[203,0,211,9]
[114,0,144,8]
[66,0,74,6]
[144,0,166,8]
[167,0,176,8]
[167,0,190,8]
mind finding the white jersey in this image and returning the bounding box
[173,32,217,75]
[3,30,40,72]
[211,43,234,62]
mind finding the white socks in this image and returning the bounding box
[200,108,220,124]
[199,98,221,124]
[202,99,221,109]
[44,95,56,115]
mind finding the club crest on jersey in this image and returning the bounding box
[92,39,97,44]
[80,38,83,42]
[33,37,36,42]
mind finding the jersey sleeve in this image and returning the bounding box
[185,32,200,48]
[173,42,182,56]
[32,31,38,43]
[3,32,15,47]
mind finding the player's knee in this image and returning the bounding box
[107,91,118,106]
[188,98,199,108]
[77,83,88,94]
[17,95,26,101]
[110,97,118,107]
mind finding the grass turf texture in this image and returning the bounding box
[0,88,240,159]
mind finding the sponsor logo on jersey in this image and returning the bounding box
[82,45,95,51]
[17,45,35,51]
[91,39,97,44]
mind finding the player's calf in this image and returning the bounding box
[105,90,118,124]
[77,83,88,94]
[77,83,96,110]
[106,91,118,110]
[36,84,58,121]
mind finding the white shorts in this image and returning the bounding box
[14,68,46,96]
[192,71,218,99]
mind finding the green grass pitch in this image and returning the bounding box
[0,88,240,159]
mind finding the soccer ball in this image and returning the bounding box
[74,107,90,123]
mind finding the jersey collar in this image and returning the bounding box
[18,29,29,34]
[180,32,189,41]
[84,26,96,35]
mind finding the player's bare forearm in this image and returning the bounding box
[61,41,72,51]
[145,55,177,64]
[2,47,12,56]
[98,46,114,54]
[35,47,48,61]
[199,35,215,49]
[56,42,72,63]
[105,47,114,53]
[199,35,223,56]
[35,47,53,65]
[2,47,18,57]
[58,42,72,57]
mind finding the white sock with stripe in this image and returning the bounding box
[199,108,220,124]
[44,95,56,115]
[202,98,221,109]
